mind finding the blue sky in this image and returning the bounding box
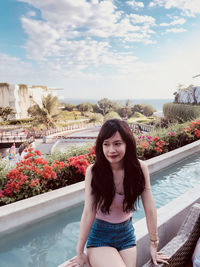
[1,0,200,100]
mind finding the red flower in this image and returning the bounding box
[29,179,36,187]
[194,128,200,138]
[0,190,4,198]
[140,142,149,150]
[35,150,42,156]
[68,155,90,175]
[153,136,159,142]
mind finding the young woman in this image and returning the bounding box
[66,119,168,267]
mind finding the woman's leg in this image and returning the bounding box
[119,246,137,267]
[87,247,127,267]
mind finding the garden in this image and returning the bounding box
[0,117,200,207]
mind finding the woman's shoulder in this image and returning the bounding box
[138,158,144,166]
[138,159,147,170]
[85,164,94,187]
[86,163,94,172]
[85,164,94,178]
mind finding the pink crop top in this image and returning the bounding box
[95,193,132,223]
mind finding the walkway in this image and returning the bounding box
[34,137,56,155]
[34,126,100,155]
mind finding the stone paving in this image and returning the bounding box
[34,137,56,155]
[34,126,100,155]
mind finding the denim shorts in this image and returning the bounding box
[86,217,136,251]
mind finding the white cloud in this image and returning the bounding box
[126,0,144,9]
[166,27,186,33]
[171,18,186,25]
[0,52,38,84]
[21,17,61,60]
[18,0,119,28]
[17,0,156,71]
[26,10,37,17]
[149,1,157,7]
[149,0,200,16]
[129,14,155,24]
[1,33,200,100]
[160,17,186,26]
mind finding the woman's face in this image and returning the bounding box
[102,131,126,167]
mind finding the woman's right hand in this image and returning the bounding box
[65,253,91,267]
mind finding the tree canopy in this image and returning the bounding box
[97,98,113,115]
[27,94,61,128]
[0,107,15,121]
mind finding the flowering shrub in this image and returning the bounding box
[136,119,200,159]
[0,119,200,205]
[0,145,96,206]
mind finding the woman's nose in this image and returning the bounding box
[109,145,116,152]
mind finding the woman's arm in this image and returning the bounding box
[139,160,169,265]
[140,160,158,243]
[66,164,96,267]
[76,164,96,255]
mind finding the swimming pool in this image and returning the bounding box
[1,152,200,267]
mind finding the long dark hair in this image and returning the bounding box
[91,119,145,213]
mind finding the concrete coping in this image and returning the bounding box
[0,140,200,236]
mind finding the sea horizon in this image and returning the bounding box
[61,98,173,112]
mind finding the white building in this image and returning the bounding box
[175,86,200,104]
[0,83,58,119]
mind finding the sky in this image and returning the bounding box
[0,0,200,100]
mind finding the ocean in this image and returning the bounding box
[63,98,173,112]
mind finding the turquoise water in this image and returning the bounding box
[1,152,200,267]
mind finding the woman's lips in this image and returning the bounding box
[109,155,118,159]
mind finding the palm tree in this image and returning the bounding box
[28,94,61,128]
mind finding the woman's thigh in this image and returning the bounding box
[119,246,137,267]
[87,247,126,267]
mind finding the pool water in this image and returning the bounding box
[1,152,200,267]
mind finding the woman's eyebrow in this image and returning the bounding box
[104,139,122,143]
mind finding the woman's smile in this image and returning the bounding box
[102,131,126,166]
[109,155,118,159]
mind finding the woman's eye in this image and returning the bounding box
[115,143,121,146]
[103,143,108,146]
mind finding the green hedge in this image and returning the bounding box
[0,118,34,125]
[163,103,200,123]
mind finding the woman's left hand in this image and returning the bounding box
[150,244,169,265]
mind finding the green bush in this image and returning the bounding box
[0,158,11,190]
[60,110,84,121]
[132,112,144,118]
[89,113,104,123]
[0,118,34,125]
[104,111,121,121]
[163,103,200,123]
[46,143,94,165]
[143,105,156,116]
